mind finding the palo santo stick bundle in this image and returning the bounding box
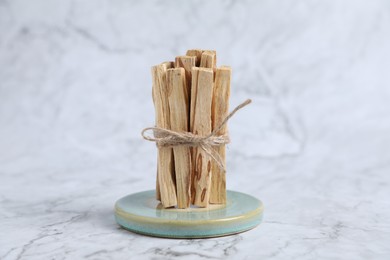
[149,49,232,209]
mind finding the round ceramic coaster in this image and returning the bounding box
[115,190,263,238]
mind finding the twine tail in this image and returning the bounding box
[199,144,226,172]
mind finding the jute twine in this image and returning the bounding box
[141,99,252,172]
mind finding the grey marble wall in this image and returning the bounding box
[1,0,390,259]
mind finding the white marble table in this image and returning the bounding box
[1,1,390,259]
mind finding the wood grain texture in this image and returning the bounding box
[186,49,203,66]
[155,60,174,202]
[190,67,214,207]
[200,51,216,69]
[161,61,174,69]
[151,64,177,208]
[210,66,231,204]
[186,49,216,68]
[203,50,217,68]
[167,68,192,209]
[156,169,161,201]
[175,56,196,130]
[175,56,195,91]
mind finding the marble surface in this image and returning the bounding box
[1,0,390,259]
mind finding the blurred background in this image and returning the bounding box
[1,0,390,259]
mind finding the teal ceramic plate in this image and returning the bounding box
[115,190,263,238]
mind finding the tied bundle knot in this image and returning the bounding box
[141,99,252,172]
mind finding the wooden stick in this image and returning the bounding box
[190,67,214,207]
[167,68,192,208]
[175,56,196,129]
[155,60,174,202]
[192,52,216,205]
[203,50,217,68]
[155,61,174,201]
[151,64,177,208]
[175,56,195,90]
[200,51,216,69]
[210,66,231,204]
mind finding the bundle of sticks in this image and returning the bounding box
[151,49,230,209]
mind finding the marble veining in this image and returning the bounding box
[1,0,390,259]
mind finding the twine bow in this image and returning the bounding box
[141,99,252,172]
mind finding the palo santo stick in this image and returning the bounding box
[175,56,195,91]
[151,64,177,208]
[202,50,217,68]
[186,49,203,66]
[155,61,174,201]
[190,67,214,207]
[175,56,196,123]
[200,51,216,69]
[189,53,213,191]
[210,66,231,204]
[167,68,192,209]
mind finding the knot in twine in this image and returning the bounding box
[141,99,252,172]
